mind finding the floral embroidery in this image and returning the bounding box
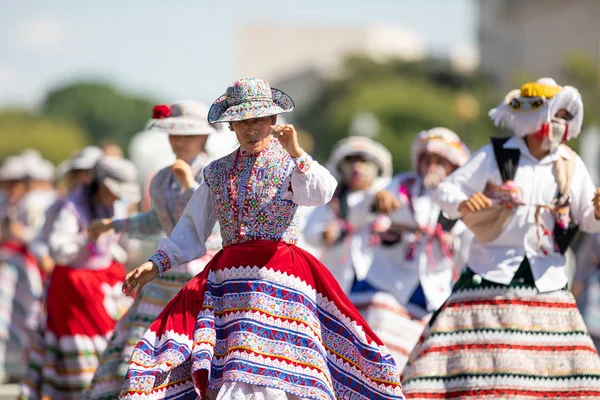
[293,152,313,174]
[150,250,172,276]
[204,140,301,247]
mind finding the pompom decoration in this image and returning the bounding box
[152,104,171,119]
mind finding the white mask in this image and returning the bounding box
[539,117,568,152]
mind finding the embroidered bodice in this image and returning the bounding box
[149,138,337,276]
[204,140,302,247]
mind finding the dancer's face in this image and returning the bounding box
[419,153,455,189]
[230,116,277,154]
[168,135,208,160]
[96,183,119,208]
[69,169,94,187]
[4,180,27,205]
[339,155,379,191]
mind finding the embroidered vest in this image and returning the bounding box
[203,140,300,247]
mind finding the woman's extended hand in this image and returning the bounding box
[122,261,159,297]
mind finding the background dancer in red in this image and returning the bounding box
[20,156,141,400]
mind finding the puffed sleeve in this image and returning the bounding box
[434,145,493,219]
[148,183,217,276]
[290,152,338,207]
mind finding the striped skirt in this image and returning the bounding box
[85,256,211,400]
[402,263,600,399]
[19,261,131,400]
[120,241,405,400]
[0,242,43,382]
[350,280,429,370]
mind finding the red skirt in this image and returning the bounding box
[20,260,130,400]
[120,241,405,400]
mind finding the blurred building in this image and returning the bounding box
[477,0,600,90]
[235,23,426,112]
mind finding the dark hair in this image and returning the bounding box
[85,181,101,220]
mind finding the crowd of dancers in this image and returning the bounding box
[1,76,600,399]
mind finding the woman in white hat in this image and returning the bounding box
[303,135,393,294]
[119,78,406,399]
[85,101,223,399]
[19,156,141,399]
[402,78,600,398]
[0,151,57,383]
[350,128,472,370]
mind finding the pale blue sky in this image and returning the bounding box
[0,0,476,108]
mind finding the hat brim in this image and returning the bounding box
[147,117,217,136]
[208,88,295,123]
[103,177,142,203]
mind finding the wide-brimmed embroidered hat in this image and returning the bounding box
[148,101,217,136]
[208,78,295,123]
[326,136,393,179]
[489,77,584,140]
[411,127,470,170]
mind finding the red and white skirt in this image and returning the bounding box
[402,267,600,399]
[0,241,44,381]
[120,241,406,400]
[20,260,131,400]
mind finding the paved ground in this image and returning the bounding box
[0,384,18,399]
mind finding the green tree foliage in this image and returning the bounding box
[40,81,156,151]
[296,57,500,173]
[0,109,88,164]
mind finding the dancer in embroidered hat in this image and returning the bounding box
[85,101,222,400]
[19,156,141,400]
[350,127,472,370]
[0,151,57,383]
[119,78,406,400]
[303,135,393,294]
[402,78,600,399]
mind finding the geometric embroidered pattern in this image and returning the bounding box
[121,263,405,399]
[402,284,600,399]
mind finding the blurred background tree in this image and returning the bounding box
[562,53,600,151]
[0,109,88,164]
[295,56,499,172]
[40,81,156,152]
